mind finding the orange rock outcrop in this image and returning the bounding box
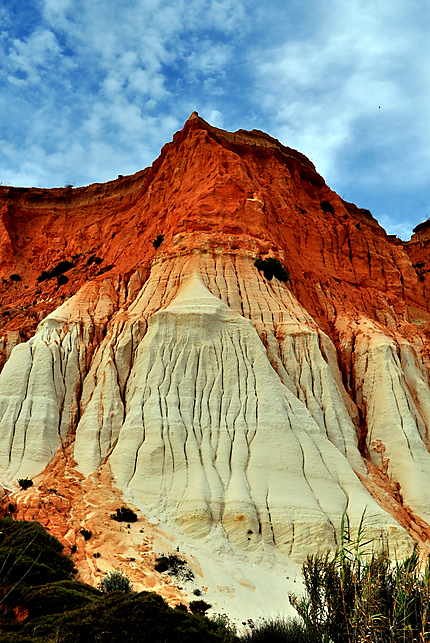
[2,113,430,602]
[0,113,427,343]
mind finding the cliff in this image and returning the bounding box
[1,112,430,618]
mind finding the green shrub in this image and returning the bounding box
[320,200,334,214]
[17,478,33,490]
[154,553,194,582]
[20,591,235,642]
[0,518,75,590]
[254,258,289,282]
[79,528,92,541]
[290,512,430,643]
[9,274,21,282]
[96,263,115,276]
[189,599,211,614]
[241,617,319,642]
[57,274,69,286]
[37,260,75,283]
[210,613,237,639]
[15,580,102,618]
[110,507,137,523]
[86,255,103,266]
[98,570,132,594]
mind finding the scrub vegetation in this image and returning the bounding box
[1,515,429,642]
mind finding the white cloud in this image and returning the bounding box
[206,109,224,128]
[0,0,247,187]
[252,0,430,190]
[1,28,68,84]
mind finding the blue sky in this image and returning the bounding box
[0,0,428,239]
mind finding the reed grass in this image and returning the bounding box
[290,511,430,642]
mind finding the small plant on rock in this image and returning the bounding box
[98,570,132,594]
[111,506,137,523]
[57,274,69,287]
[37,260,75,283]
[155,553,194,582]
[86,255,103,266]
[320,200,334,214]
[254,257,289,282]
[18,478,33,490]
[152,234,164,248]
[189,599,211,615]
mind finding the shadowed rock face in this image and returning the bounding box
[1,114,430,565]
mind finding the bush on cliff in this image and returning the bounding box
[110,506,137,522]
[152,233,164,248]
[98,570,132,594]
[37,260,75,283]
[254,258,289,282]
[17,478,33,490]
[155,553,194,582]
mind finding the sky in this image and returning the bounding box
[0,0,429,239]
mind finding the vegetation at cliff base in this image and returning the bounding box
[0,519,236,642]
[241,618,318,642]
[289,513,430,643]
[98,570,132,594]
[2,516,430,642]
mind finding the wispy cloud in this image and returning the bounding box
[0,0,247,187]
[252,1,429,184]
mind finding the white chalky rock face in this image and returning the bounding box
[0,258,417,557]
[0,279,114,483]
[353,319,430,523]
[0,321,82,481]
[104,275,409,557]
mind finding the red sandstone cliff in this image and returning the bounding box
[0,113,427,343]
[1,113,430,614]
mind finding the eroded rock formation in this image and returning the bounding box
[1,114,430,590]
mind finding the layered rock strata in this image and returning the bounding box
[1,114,430,566]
